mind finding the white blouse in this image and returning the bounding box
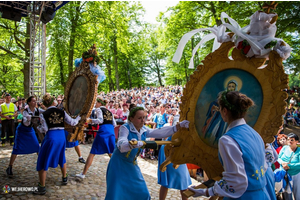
[90,106,116,127]
[37,106,80,133]
[22,107,44,126]
[117,122,177,153]
[208,118,249,198]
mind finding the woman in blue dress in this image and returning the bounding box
[158,115,191,200]
[76,98,116,179]
[189,91,269,199]
[33,94,81,195]
[6,96,43,177]
[105,106,190,200]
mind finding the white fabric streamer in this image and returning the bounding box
[172,11,292,69]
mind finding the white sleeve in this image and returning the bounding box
[265,143,278,165]
[112,116,117,127]
[117,125,132,153]
[91,108,103,124]
[38,108,45,113]
[208,135,247,198]
[64,111,80,126]
[37,114,48,133]
[146,125,177,139]
[22,110,31,126]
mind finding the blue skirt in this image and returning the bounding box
[105,149,150,200]
[36,129,66,171]
[12,124,40,155]
[64,130,79,148]
[157,145,191,190]
[90,124,115,155]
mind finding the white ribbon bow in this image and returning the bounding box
[172,11,291,69]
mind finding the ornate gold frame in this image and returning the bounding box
[161,41,288,179]
[64,61,98,142]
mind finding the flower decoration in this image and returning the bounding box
[237,40,251,55]
[82,44,100,64]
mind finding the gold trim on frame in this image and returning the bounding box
[161,41,288,179]
[64,61,98,142]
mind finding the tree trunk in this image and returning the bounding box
[106,57,114,91]
[57,51,66,87]
[127,59,132,88]
[156,65,163,86]
[67,1,80,78]
[183,55,189,83]
[23,22,30,98]
[210,2,222,26]
[113,35,119,90]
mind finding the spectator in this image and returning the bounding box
[289,97,297,109]
[56,97,63,110]
[107,100,114,112]
[122,104,129,122]
[21,98,27,108]
[276,133,300,199]
[0,94,18,146]
[153,104,168,129]
[137,99,145,108]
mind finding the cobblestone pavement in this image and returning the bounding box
[0,143,208,200]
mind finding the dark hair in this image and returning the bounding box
[128,106,144,122]
[129,103,136,111]
[218,91,254,120]
[27,96,35,104]
[287,132,299,141]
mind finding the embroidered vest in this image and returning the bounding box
[113,123,147,164]
[42,108,65,129]
[1,103,15,120]
[100,107,113,125]
[224,124,266,191]
[21,108,40,127]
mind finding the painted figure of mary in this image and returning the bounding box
[202,80,238,145]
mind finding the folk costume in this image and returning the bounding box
[207,119,269,199]
[12,107,43,154]
[89,106,116,155]
[105,122,179,200]
[36,106,80,171]
[157,135,191,190]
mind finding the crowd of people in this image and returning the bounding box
[0,86,300,199]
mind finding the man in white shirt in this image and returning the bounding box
[136,99,145,108]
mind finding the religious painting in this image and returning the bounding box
[64,60,98,142]
[195,69,263,148]
[160,41,288,180]
[68,75,88,116]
